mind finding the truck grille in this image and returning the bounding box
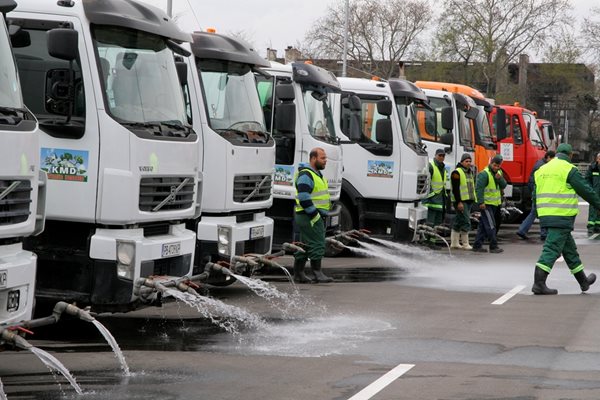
[139,177,195,212]
[233,174,272,203]
[0,180,32,225]
[417,174,429,195]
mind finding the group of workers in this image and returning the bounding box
[293,145,600,296]
[424,144,600,295]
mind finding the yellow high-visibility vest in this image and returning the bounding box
[535,158,578,217]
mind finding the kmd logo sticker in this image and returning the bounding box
[367,160,394,178]
[41,148,89,182]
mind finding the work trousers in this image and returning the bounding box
[294,212,326,264]
[426,208,444,226]
[473,205,498,249]
[452,201,472,232]
[535,227,583,275]
[588,206,600,233]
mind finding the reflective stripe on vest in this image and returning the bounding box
[428,160,446,197]
[295,168,331,212]
[535,158,579,217]
[451,167,476,202]
[483,167,502,206]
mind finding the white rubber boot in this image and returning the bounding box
[450,230,462,249]
[460,232,473,250]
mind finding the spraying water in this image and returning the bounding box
[348,242,407,266]
[0,377,6,400]
[91,320,130,376]
[29,347,83,394]
[229,273,323,318]
[370,237,440,259]
[164,289,266,334]
[273,264,296,287]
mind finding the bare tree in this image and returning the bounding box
[435,0,571,95]
[541,26,582,64]
[582,7,600,64]
[302,0,433,79]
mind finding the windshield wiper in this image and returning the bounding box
[0,106,27,116]
[121,121,163,134]
[0,106,26,125]
[150,121,192,137]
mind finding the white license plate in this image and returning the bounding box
[330,215,339,227]
[0,270,6,288]
[161,242,181,258]
[250,225,264,239]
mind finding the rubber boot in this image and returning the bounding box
[531,267,558,295]
[310,259,333,283]
[293,259,312,284]
[450,230,461,249]
[460,232,473,250]
[574,270,596,292]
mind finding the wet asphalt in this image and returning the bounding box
[2,209,600,399]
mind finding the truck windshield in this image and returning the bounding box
[197,59,269,143]
[0,19,23,110]
[93,26,189,128]
[395,97,425,153]
[523,113,545,148]
[302,88,337,144]
[475,105,494,146]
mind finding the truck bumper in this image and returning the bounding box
[0,244,36,326]
[395,202,428,228]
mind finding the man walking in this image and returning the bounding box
[450,153,476,250]
[531,144,600,295]
[293,147,333,283]
[585,152,600,235]
[517,150,555,240]
[472,154,507,253]
[423,148,448,245]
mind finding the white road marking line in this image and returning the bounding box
[348,364,415,400]
[557,256,565,262]
[491,285,526,305]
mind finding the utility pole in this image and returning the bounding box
[342,0,349,77]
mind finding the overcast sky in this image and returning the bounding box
[145,0,598,58]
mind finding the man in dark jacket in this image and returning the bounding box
[450,153,476,250]
[585,152,600,235]
[531,144,600,295]
[472,154,507,253]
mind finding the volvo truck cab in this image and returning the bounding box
[332,77,429,240]
[10,0,200,312]
[258,62,343,248]
[0,0,44,326]
[183,31,275,283]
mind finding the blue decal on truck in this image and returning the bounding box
[367,160,394,178]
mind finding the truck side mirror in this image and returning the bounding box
[441,107,454,131]
[275,83,295,101]
[465,107,479,120]
[274,103,296,133]
[8,24,31,48]
[495,108,507,141]
[548,125,555,140]
[440,132,453,146]
[175,61,188,85]
[47,28,78,61]
[376,99,392,116]
[376,119,393,145]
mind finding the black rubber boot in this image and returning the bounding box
[531,267,558,295]
[293,259,312,284]
[310,259,333,283]
[574,270,596,292]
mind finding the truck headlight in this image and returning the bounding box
[116,240,135,279]
[217,225,232,256]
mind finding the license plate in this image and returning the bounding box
[0,270,6,288]
[250,225,264,239]
[161,242,181,258]
[7,289,19,312]
[330,215,339,227]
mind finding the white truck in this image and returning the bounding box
[0,0,44,327]
[257,62,343,247]
[331,78,429,240]
[10,0,201,312]
[182,31,275,284]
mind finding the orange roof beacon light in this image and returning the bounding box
[206,27,216,33]
[304,60,313,65]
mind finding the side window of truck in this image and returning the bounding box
[511,115,523,144]
[11,22,86,139]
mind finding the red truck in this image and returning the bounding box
[493,103,547,218]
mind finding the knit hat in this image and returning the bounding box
[556,143,573,155]
[460,153,472,162]
[491,154,503,164]
[435,148,446,156]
